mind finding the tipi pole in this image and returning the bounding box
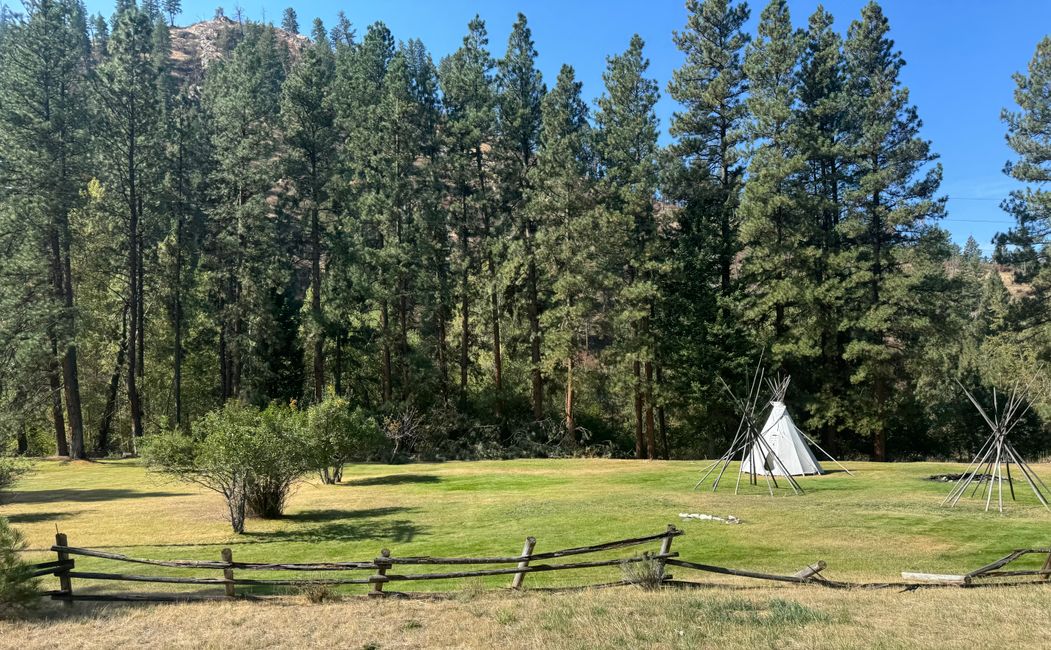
[798,431,855,476]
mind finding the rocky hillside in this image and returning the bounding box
[169,16,309,79]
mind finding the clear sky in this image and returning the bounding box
[83,0,1051,252]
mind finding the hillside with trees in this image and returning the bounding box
[0,0,1048,463]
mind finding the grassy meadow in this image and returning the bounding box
[2,458,1051,648]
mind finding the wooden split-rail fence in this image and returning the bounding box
[26,528,1051,604]
[33,526,683,604]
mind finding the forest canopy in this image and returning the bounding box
[0,0,1048,463]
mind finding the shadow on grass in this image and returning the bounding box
[6,511,76,524]
[6,488,192,505]
[341,474,441,487]
[247,506,425,544]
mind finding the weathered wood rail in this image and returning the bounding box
[26,528,1051,604]
[32,526,683,603]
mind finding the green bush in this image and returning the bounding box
[244,402,308,518]
[144,401,309,533]
[0,517,39,615]
[303,391,385,484]
[0,456,29,495]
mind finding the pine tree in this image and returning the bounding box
[997,35,1051,345]
[94,4,161,442]
[595,34,661,458]
[329,11,354,48]
[495,13,545,422]
[0,0,91,457]
[280,7,297,35]
[791,5,853,451]
[201,23,289,403]
[740,0,806,353]
[664,0,751,455]
[328,22,393,404]
[531,65,603,445]
[841,1,944,459]
[282,18,335,403]
[162,0,180,27]
[438,17,496,407]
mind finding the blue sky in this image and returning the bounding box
[84,0,1051,251]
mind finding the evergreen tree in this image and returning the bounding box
[531,65,603,445]
[281,18,335,403]
[739,0,805,353]
[997,35,1051,350]
[438,17,496,407]
[94,4,161,442]
[162,0,179,26]
[664,0,751,455]
[201,23,290,404]
[495,13,545,422]
[0,0,91,457]
[841,2,944,459]
[280,7,297,35]
[595,34,661,458]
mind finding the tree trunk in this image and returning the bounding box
[644,360,656,460]
[564,355,575,447]
[527,254,542,421]
[127,124,143,440]
[333,330,345,397]
[656,365,669,460]
[310,203,324,402]
[459,196,470,406]
[97,306,129,456]
[633,359,644,459]
[49,226,85,458]
[48,342,69,458]
[380,300,392,403]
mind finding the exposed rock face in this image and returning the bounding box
[168,16,309,80]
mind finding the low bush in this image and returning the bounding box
[144,401,310,533]
[245,403,309,519]
[303,391,385,484]
[0,516,39,615]
[0,456,29,495]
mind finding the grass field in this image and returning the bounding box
[2,458,1051,648]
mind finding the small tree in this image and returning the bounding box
[244,402,308,518]
[0,517,39,614]
[303,392,384,484]
[144,403,257,533]
[144,401,309,532]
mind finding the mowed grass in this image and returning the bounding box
[2,458,1051,648]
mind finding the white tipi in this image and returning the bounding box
[741,376,853,478]
[743,400,823,476]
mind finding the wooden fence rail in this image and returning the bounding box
[32,525,683,603]
[27,528,1051,604]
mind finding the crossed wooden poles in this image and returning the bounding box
[694,361,804,495]
[943,379,1050,513]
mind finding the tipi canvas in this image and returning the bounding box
[742,401,823,476]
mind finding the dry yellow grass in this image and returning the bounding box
[2,583,1050,649]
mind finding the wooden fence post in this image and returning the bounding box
[657,524,676,582]
[510,536,536,590]
[1042,549,1051,582]
[221,548,235,599]
[369,548,391,598]
[55,532,73,606]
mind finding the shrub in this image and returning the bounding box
[621,552,666,590]
[303,392,385,484]
[144,401,309,533]
[244,402,308,518]
[0,517,39,615]
[0,456,29,495]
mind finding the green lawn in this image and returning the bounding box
[4,457,1051,598]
